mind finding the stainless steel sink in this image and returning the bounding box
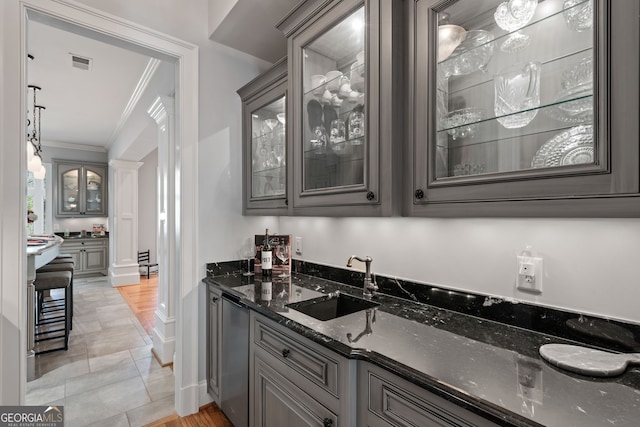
[287,292,379,321]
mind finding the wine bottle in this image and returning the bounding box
[261,228,273,278]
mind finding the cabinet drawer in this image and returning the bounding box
[62,238,107,248]
[362,363,498,427]
[253,316,340,398]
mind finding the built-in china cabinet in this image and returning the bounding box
[407,0,640,216]
[238,58,289,215]
[277,0,404,216]
[240,0,639,217]
[54,160,108,217]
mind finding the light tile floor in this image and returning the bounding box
[27,276,175,427]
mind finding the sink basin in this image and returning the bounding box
[287,292,379,321]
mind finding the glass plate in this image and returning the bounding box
[531,124,593,168]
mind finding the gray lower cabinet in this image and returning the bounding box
[253,354,338,427]
[249,312,352,427]
[358,362,498,427]
[61,238,108,276]
[206,285,222,404]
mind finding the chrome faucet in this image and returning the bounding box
[346,255,378,299]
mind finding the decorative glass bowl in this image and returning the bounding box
[563,0,593,32]
[438,24,466,62]
[439,30,495,77]
[546,56,593,123]
[442,107,484,140]
[494,0,538,52]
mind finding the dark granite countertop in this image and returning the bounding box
[54,232,109,239]
[203,272,640,427]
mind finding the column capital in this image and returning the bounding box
[148,96,175,124]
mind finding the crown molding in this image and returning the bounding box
[41,139,107,152]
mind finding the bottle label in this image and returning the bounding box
[262,250,272,270]
[261,281,272,301]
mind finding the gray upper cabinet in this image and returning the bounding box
[407,0,640,216]
[277,0,404,216]
[54,160,107,217]
[238,58,289,215]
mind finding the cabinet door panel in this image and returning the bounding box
[84,166,106,215]
[284,0,403,216]
[359,362,498,427]
[238,58,289,215]
[57,164,81,216]
[408,0,640,216]
[253,354,338,427]
[83,247,106,272]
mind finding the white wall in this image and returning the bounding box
[138,148,158,263]
[73,0,274,393]
[280,216,640,324]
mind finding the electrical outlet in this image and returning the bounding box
[516,255,543,293]
[294,236,302,256]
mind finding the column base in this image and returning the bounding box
[109,263,140,287]
[152,310,176,365]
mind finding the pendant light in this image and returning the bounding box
[26,83,46,179]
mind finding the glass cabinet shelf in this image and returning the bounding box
[433,0,595,180]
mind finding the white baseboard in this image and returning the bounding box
[152,328,176,365]
[175,381,200,417]
[109,268,140,287]
[199,380,214,407]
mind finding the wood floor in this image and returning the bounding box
[144,403,233,427]
[117,275,158,336]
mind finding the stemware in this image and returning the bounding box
[241,237,256,276]
[494,0,538,52]
[276,245,290,278]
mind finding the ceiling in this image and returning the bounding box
[27,19,155,150]
[210,0,299,63]
[26,0,297,152]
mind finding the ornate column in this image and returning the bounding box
[108,160,143,286]
[148,96,176,365]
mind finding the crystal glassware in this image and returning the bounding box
[439,30,495,77]
[241,237,256,276]
[329,119,347,152]
[438,24,467,62]
[442,107,484,140]
[494,0,538,52]
[494,62,541,129]
[563,0,592,32]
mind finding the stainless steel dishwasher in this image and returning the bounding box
[220,294,249,427]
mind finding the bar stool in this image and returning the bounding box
[37,260,75,329]
[34,270,72,354]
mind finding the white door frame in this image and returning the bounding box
[0,0,200,415]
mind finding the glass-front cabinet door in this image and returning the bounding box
[301,7,366,192]
[84,166,105,215]
[238,58,289,215]
[59,164,81,215]
[280,0,403,216]
[409,0,640,216]
[251,97,286,199]
[55,161,107,217]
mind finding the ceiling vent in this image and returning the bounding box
[70,54,92,71]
